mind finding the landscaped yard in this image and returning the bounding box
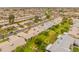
[0,26,17,41]
[0,38,9,43]
[72,46,79,52]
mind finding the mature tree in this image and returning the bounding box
[45,8,52,19]
[34,16,41,23]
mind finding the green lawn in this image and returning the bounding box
[73,46,79,52]
[0,38,9,43]
[16,30,57,52]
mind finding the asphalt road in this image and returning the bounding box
[0,19,53,39]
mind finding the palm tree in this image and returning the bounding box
[8,14,15,24]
